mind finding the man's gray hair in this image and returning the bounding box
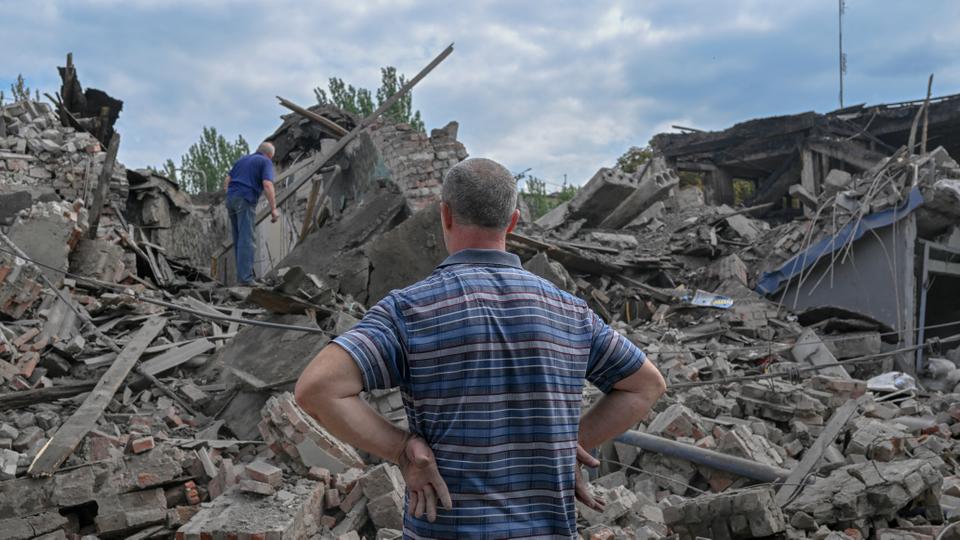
[441,158,518,229]
[257,141,275,158]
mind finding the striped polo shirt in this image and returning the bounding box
[333,248,646,539]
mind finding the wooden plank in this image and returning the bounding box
[277,96,349,137]
[87,132,121,239]
[27,317,166,476]
[143,334,236,355]
[299,175,324,242]
[0,382,97,411]
[775,399,860,506]
[139,337,215,376]
[792,328,851,379]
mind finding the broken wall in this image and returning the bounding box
[778,214,916,348]
[367,120,467,211]
[0,100,127,207]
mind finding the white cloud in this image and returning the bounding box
[2,0,956,186]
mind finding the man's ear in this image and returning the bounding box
[440,202,455,230]
[505,208,521,234]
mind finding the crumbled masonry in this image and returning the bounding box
[1,57,960,539]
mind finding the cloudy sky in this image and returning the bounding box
[2,0,958,187]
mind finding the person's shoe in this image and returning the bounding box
[238,279,266,288]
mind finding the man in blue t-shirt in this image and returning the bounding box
[294,158,667,539]
[224,142,278,285]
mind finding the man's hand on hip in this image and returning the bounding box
[575,443,605,511]
[399,434,453,523]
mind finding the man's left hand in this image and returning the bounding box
[399,435,453,523]
[270,208,280,223]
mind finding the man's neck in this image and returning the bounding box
[445,233,507,254]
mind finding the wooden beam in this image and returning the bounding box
[139,337,215,376]
[87,132,121,239]
[215,43,454,260]
[27,317,166,476]
[0,382,96,411]
[775,399,859,506]
[277,96,349,137]
[58,52,75,128]
[299,175,325,243]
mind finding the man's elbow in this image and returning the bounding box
[294,371,331,421]
[649,366,667,401]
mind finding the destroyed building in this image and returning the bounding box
[0,50,959,540]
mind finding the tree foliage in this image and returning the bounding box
[156,126,250,194]
[615,145,654,173]
[314,66,424,132]
[519,173,579,220]
[1,74,40,104]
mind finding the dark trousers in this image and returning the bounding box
[226,194,256,284]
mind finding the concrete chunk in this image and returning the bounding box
[245,460,283,486]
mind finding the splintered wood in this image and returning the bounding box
[27,317,167,476]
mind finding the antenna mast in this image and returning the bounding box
[839,0,846,108]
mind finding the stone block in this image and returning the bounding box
[245,460,283,486]
[577,485,639,526]
[646,403,707,440]
[239,478,276,496]
[368,490,404,530]
[176,479,324,539]
[360,463,403,500]
[599,161,679,229]
[664,487,785,540]
[259,393,365,475]
[95,488,167,536]
[12,425,44,452]
[786,459,942,525]
[568,168,641,227]
[128,436,155,454]
[0,448,21,480]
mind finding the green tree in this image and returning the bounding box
[315,66,424,132]
[3,74,39,104]
[518,173,580,220]
[557,182,578,203]
[522,176,551,219]
[157,127,250,194]
[615,145,654,173]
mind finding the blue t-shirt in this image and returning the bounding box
[334,249,646,539]
[227,152,275,205]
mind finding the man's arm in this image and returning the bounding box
[295,343,408,460]
[262,180,279,222]
[223,175,231,191]
[578,360,666,451]
[294,343,452,521]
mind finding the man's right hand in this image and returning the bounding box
[575,444,605,511]
[399,435,453,523]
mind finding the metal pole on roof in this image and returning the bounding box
[839,0,846,108]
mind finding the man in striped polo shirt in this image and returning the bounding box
[295,158,666,539]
